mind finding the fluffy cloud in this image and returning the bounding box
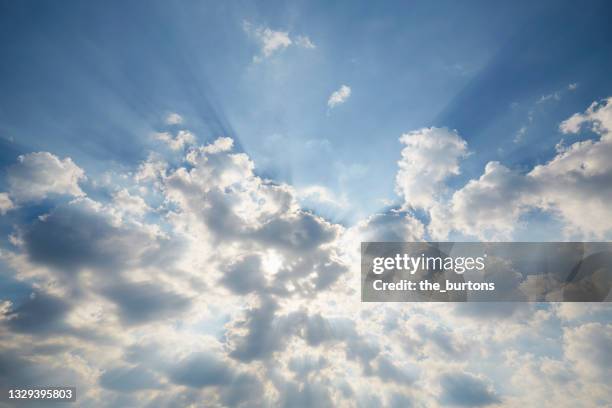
[6,152,85,202]
[564,323,612,380]
[438,371,500,406]
[559,97,612,135]
[112,188,150,217]
[403,98,612,240]
[155,130,196,150]
[0,109,611,407]
[430,161,529,240]
[0,192,14,215]
[243,21,316,62]
[327,85,351,109]
[395,127,468,211]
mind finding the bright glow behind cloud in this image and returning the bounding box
[0,100,611,406]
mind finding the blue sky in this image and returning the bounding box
[1,2,612,406]
[3,0,612,223]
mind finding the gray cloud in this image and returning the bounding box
[101,281,191,326]
[439,372,500,407]
[168,352,234,388]
[100,365,162,392]
[220,255,265,295]
[21,202,161,275]
[0,115,611,407]
[4,292,71,335]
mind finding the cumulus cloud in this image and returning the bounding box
[564,323,612,380]
[430,161,529,240]
[400,98,612,240]
[0,192,14,215]
[327,85,351,109]
[101,281,191,326]
[155,130,196,150]
[439,371,500,406]
[351,211,424,242]
[395,127,468,210]
[6,152,85,202]
[112,188,150,217]
[4,292,72,335]
[1,111,611,407]
[18,199,163,274]
[243,21,315,62]
[168,352,234,388]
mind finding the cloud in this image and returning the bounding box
[351,211,424,242]
[99,365,161,392]
[243,22,315,62]
[560,97,612,135]
[19,199,163,274]
[401,98,612,240]
[228,297,297,362]
[297,185,348,209]
[537,91,561,104]
[327,85,351,109]
[295,35,316,49]
[430,161,529,240]
[564,323,612,380]
[395,127,468,210]
[439,372,500,406]
[112,188,150,217]
[101,281,191,326]
[0,192,14,215]
[168,352,234,388]
[154,130,196,150]
[1,115,611,406]
[6,152,85,202]
[165,112,183,125]
[4,292,71,335]
[220,255,266,294]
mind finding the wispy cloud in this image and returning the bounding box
[165,112,183,125]
[327,85,351,109]
[243,21,316,62]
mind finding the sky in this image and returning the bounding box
[0,1,612,407]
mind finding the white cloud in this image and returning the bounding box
[7,152,85,202]
[297,185,348,209]
[431,161,529,240]
[564,323,612,380]
[350,211,425,242]
[165,112,183,125]
[243,22,315,62]
[257,28,292,58]
[568,83,578,91]
[2,115,612,407]
[154,130,196,151]
[537,91,561,104]
[0,192,15,215]
[560,97,612,135]
[406,97,612,240]
[395,127,468,210]
[112,189,150,217]
[514,125,528,144]
[327,85,351,109]
[295,35,316,49]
